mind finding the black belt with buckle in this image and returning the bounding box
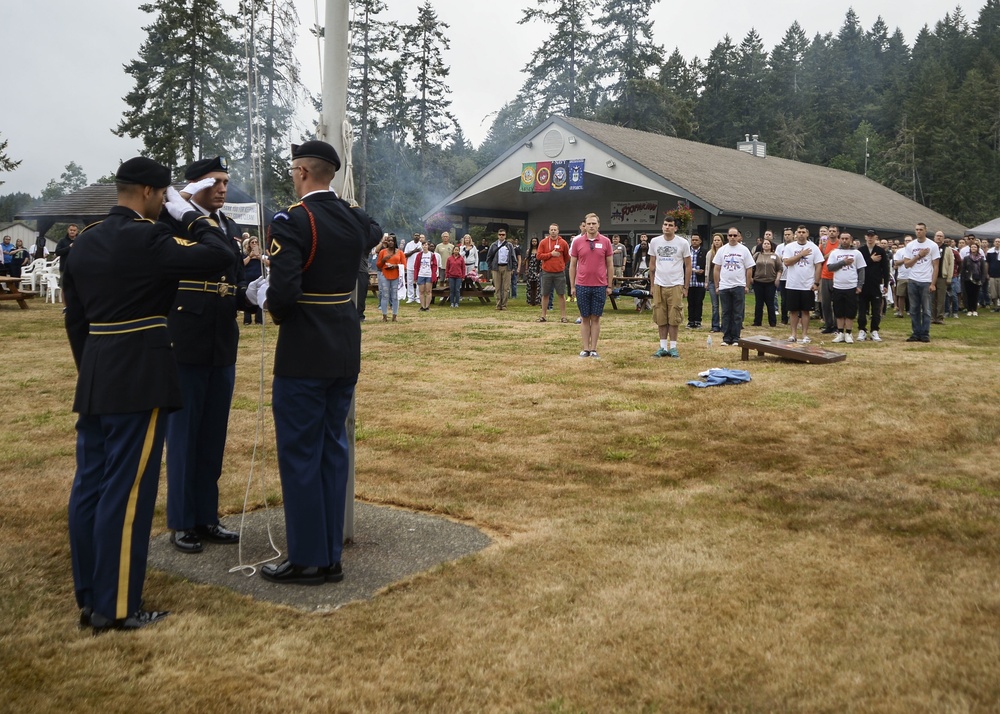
[178,280,235,297]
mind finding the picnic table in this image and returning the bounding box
[0,276,35,309]
[609,276,650,311]
[736,335,846,364]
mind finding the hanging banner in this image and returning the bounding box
[610,201,659,225]
[568,160,585,190]
[223,202,260,225]
[534,161,552,192]
[551,161,568,191]
[520,163,536,192]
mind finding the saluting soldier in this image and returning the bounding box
[259,140,382,585]
[64,157,235,631]
[163,157,246,554]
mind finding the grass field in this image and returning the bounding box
[2,295,999,713]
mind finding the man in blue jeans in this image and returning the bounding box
[901,222,940,343]
[711,228,755,346]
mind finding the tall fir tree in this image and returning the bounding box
[115,0,243,175]
[516,0,599,119]
[402,1,456,168]
[0,132,21,186]
[694,35,738,146]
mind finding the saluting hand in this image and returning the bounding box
[181,176,217,198]
[164,188,192,221]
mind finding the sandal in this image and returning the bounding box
[537,317,547,322]
[560,317,570,323]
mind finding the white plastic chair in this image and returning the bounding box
[45,273,62,303]
[19,259,45,292]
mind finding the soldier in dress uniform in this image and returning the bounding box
[258,140,381,585]
[163,156,247,554]
[64,157,234,631]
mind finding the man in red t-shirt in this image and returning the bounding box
[537,222,570,322]
[569,213,614,358]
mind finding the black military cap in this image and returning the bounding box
[291,140,341,171]
[184,156,229,180]
[116,157,172,188]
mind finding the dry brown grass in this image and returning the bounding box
[2,298,999,713]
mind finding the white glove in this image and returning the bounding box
[246,275,268,307]
[164,187,192,221]
[182,177,217,196]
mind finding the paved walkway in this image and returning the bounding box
[148,502,492,612]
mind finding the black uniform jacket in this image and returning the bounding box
[266,192,381,379]
[64,207,235,415]
[161,207,247,367]
[859,243,891,295]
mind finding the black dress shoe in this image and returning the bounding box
[79,606,93,629]
[260,560,326,585]
[325,562,344,583]
[195,523,240,544]
[170,530,203,553]
[91,609,169,633]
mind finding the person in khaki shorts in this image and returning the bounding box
[648,217,691,358]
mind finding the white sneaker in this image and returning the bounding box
[967,311,973,316]
[845,333,854,344]
[857,330,866,341]
[871,331,882,342]
[800,335,812,344]
[785,336,797,343]
[832,332,845,343]
[589,351,600,359]
[579,350,590,358]
[973,311,979,316]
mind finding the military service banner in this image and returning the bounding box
[521,160,584,193]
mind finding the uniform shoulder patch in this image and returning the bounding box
[270,237,282,255]
[173,237,197,247]
[272,211,290,222]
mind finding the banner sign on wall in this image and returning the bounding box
[223,202,260,225]
[610,201,659,225]
[521,160,584,192]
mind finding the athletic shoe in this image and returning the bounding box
[579,350,590,358]
[844,333,854,344]
[967,311,973,316]
[667,347,680,358]
[800,336,812,344]
[906,335,920,342]
[785,336,797,343]
[575,317,582,324]
[973,311,979,316]
[857,330,867,341]
[920,335,930,342]
[652,347,670,358]
[721,341,732,346]
[589,351,600,359]
[832,332,845,343]
[871,331,882,342]
[821,327,837,334]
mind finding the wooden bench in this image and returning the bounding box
[737,335,846,364]
[0,276,35,309]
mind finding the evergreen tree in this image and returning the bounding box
[593,0,664,124]
[694,35,738,145]
[659,49,702,139]
[240,0,301,209]
[0,133,21,186]
[115,0,243,174]
[731,29,770,138]
[0,192,34,223]
[402,1,456,166]
[516,0,599,119]
[349,0,396,207]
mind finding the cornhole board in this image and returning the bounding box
[737,335,846,364]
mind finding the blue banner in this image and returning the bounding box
[569,160,585,191]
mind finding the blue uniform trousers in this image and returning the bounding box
[165,363,235,530]
[272,375,356,567]
[69,409,165,620]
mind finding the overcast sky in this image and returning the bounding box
[0,0,985,196]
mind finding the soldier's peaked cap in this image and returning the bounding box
[291,141,341,171]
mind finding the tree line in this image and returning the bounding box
[3,0,999,231]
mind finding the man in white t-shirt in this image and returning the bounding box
[780,225,823,343]
[711,228,755,346]
[826,232,866,344]
[648,217,691,358]
[403,233,423,302]
[901,222,940,342]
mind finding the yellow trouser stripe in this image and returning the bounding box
[116,408,159,619]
